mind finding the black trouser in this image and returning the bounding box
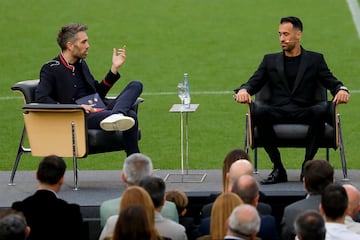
[252,102,327,170]
[86,80,143,156]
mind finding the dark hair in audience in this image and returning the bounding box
[303,160,333,194]
[37,155,66,185]
[222,149,250,192]
[280,16,303,31]
[139,176,166,209]
[57,23,88,50]
[112,204,158,240]
[0,209,28,240]
[321,184,348,220]
[294,210,326,240]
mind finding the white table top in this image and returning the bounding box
[169,104,199,113]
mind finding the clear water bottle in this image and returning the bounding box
[183,73,191,108]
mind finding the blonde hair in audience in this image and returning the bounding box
[210,192,243,239]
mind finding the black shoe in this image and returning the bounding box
[261,168,288,184]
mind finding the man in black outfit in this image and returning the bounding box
[12,155,84,240]
[234,16,350,184]
[35,23,142,156]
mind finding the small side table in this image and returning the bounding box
[164,104,207,183]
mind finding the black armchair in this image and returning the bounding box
[10,80,143,189]
[244,82,348,179]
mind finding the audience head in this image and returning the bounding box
[120,186,155,225]
[139,176,166,210]
[112,204,159,240]
[222,149,250,192]
[227,204,260,239]
[343,184,360,218]
[0,209,30,240]
[36,155,66,189]
[320,184,348,221]
[165,189,189,216]
[294,210,326,240]
[227,160,254,192]
[210,192,243,239]
[302,160,334,194]
[231,174,259,206]
[122,153,153,186]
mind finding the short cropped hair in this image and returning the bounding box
[228,204,260,237]
[57,23,88,50]
[303,160,334,194]
[139,176,166,209]
[321,184,348,220]
[280,16,303,31]
[294,210,326,240]
[0,209,28,240]
[37,155,66,185]
[122,153,153,185]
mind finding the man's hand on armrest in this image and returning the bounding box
[333,90,350,104]
[235,89,252,104]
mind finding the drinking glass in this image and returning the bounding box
[177,83,186,104]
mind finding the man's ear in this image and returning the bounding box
[319,203,324,215]
[25,226,31,237]
[121,172,127,184]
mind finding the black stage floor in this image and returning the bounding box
[0,169,358,240]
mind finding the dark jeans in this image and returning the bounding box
[86,80,143,156]
[252,102,327,170]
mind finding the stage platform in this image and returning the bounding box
[0,169,358,240]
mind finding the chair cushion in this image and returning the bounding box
[87,129,126,154]
[253,123,336,148]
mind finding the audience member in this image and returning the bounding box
[224,204,261,240]
[294,210,326,240]
[222,149,251,192]
[110,204,165,240]
[201,151,271,219]
[99,186,159,240]
[166,189,200,240]
[140,176,188,240]
[198,192,243,239]
[280,159,334,240]
[11,155,84,240]
[319,184,360,239]
[0,209,30,240]
[100,153,178,227]
[342,184,360,234]
[232,175,279,240]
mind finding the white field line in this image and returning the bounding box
[2,90,360,101]
[347,0,360,38]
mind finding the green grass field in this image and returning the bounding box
[1,0,360,173]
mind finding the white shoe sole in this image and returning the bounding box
[100,116,135,131]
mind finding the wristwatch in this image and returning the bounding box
[339,86,350,93]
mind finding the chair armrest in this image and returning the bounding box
[327,101,337,127]
[23,103,85,112]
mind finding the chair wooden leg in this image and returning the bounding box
[9,126,31,186]
[337,114,348,180]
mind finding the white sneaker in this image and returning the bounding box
[100,113,135,131]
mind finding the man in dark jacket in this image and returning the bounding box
[234,16,350,184]
[35,23,142,156]
[12,155,84,240]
